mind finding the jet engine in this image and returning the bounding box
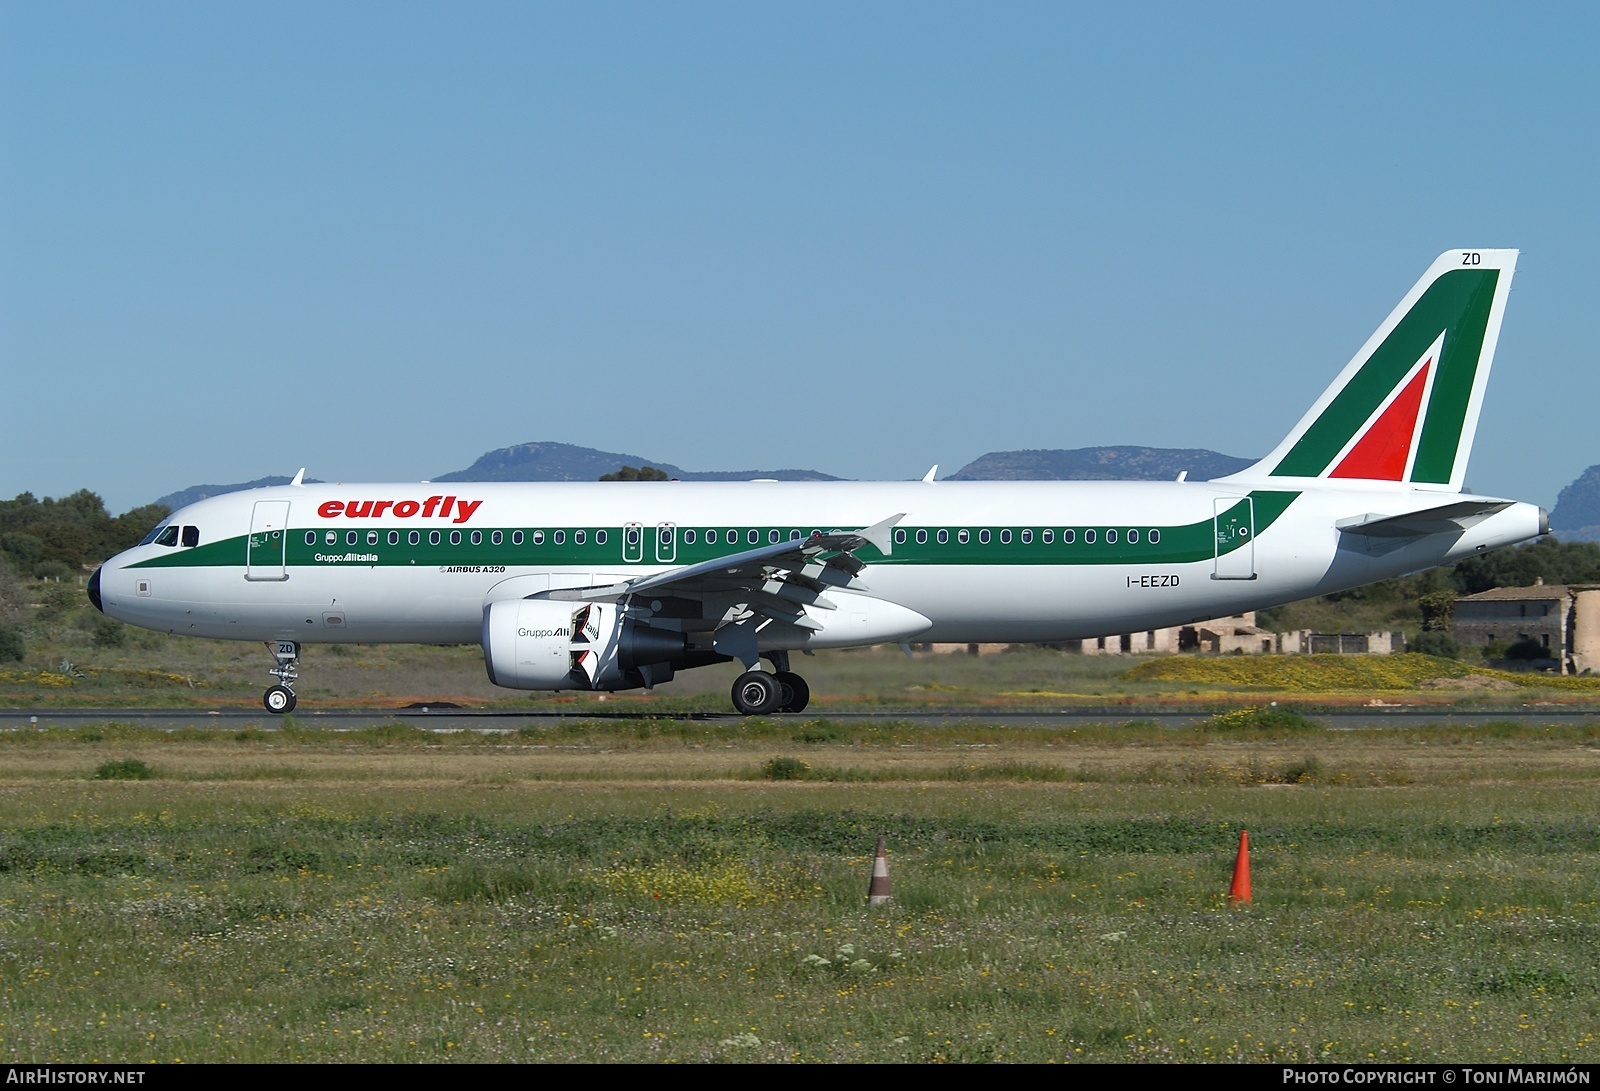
[481,598,705,691]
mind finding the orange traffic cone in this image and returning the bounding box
[1228,829,1252,905]
[867,836,893,905]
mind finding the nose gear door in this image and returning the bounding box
[246,501,291,582]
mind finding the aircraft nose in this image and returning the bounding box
[87,566,104,613]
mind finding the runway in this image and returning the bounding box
[3,705,1597,731]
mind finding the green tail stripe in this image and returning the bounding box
[1271,268,1500,480]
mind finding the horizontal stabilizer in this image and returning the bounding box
[1335,500,1512,539]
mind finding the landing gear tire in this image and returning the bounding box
[731,670,781,716]
[264,685,297,714]
[774,671,810,714]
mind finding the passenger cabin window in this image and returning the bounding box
[596,529,608,545]
[553,530,565,545]
[1127,529,1139,543]
[999,529,1012,544]
[388,531,400,545]
[916,529,928,545]
[1043,529,1054,544]
[1149,529,1161,544]
[325,531,338,545]
[1020,529,1032,544]
[1106,529,1118,544]
[1085,529,1096,544]
[683,529,696,545]
[491,530,503,546]
[429,530,441,546]
[181,526,199,548]
[1063,529,1075,543]
[450,530,463,546]
[532,530,544,545]
[367,531,379,546]
[894,529,906,545]
[305,531,317,546]
[747,529,759,545]
[410,531,421,545]
[936,529,949,545]
[573,530,584,545]
[346,531,359,546]
[471,530,483,546]
[958,529,970,544]
[979,529,991,545]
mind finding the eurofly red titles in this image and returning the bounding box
[316,496,483,523]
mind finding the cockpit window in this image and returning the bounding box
[181,526,199,548]
[140,522,172,546]
[153,526,180,547]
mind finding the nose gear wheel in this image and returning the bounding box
[263,640,300,715]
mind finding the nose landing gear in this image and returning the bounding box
[263,640,299,714]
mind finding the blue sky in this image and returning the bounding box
[3,3,1597,513]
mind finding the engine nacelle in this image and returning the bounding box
[481,598,693,691]
[481,599,582,689]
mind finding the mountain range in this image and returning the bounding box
[431,442,841,484]
[153,442,1255,510]
[1548,464,1600,543]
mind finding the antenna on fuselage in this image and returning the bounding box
[290,468,306,487]
[1176,471,1187,483]
[922,465,938,483]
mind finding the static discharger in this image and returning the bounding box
[867,836,893,906]
[1229,829,1252,905]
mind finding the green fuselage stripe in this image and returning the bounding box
[129,492,1298,572]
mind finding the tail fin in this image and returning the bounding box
[1224,249,1517,491]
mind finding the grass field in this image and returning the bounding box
[1,715,1598,1062]
[10,632,1600,714]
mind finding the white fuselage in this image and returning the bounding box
[94,478,1545,651]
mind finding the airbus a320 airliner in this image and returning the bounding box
[90,250,1546,715]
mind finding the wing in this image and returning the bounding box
[542,513,905,634]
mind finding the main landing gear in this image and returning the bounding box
[730,652,810,716]
[263,640,299,714]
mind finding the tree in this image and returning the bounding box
[0,491,169,572]
[1452,537,1600,594]
[1417,590,1457,632]
[599,465,669,482]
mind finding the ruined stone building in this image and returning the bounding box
[1452,580,1600,674]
